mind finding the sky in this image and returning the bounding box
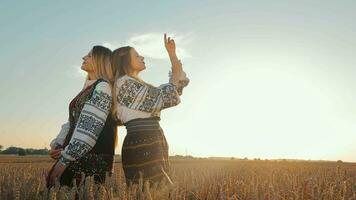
[0,1,355,162]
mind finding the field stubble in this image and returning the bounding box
[0,156,355,200]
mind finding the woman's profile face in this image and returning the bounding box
[130,48,146,72]
[81,49,94,72]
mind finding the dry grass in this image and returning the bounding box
[0,156,355,199]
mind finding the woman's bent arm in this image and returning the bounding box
[59,81,112,167]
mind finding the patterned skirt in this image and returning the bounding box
[55,154,113,188]
[122,117,173,187]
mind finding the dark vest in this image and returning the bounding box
[64,78,117,174]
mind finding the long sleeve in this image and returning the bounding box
[49,121,70,149]
[168,70,189,96]
[59,81,112,166]
[116,76,182,114]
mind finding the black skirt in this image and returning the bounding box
[58,153,114,187]
[122,116,173,186]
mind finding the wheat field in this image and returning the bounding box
[0,156,355,200]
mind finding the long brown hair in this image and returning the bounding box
[110,46,133,122]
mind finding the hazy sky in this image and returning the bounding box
[1,1,355,162]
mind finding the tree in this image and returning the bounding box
[1,146,19,154]
[18,148,26,156]
[0,145,3,151]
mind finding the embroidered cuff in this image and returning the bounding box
[59,155,71,167]
[168,70,189,95]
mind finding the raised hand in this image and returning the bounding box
[164,33,176,56]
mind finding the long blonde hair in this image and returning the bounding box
[87,45,119,147]
[90,45,115,85]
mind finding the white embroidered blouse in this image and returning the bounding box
[114,70,189,124]
[49,78,112,166]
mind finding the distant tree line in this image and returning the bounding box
[172,154,195,159]
[0,145,49,156]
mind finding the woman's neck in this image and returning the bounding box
[128,70,141,80]
[88,72,96,80]
[128,73,146,84]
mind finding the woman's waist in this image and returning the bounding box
[124,116,162,133]
[117,106,161,124]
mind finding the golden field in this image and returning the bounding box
[0,155,355,200]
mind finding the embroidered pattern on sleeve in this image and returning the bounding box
[138,86,161,112]
[159,84,181,110]
[117,79,144,107]
[117,77,181,113]
[176,79,190,95]
[168,70,190,95]
[60,82,112,166]
[77,113,105,139]
[62,139,92,161]
[88,90,112,112]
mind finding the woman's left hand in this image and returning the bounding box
[49,161,66,185]
[49,148,62,160]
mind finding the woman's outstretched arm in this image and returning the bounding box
[115,34,189,114]
[164,33,190,95]
[116,76,181,113]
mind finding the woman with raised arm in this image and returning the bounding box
[46,45,118,188]
[111,33,189,187]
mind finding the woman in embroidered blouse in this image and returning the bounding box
[110,33,189,187]
[47,45,117,188]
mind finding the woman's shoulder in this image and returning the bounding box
[117,75,146,86]
[118,74,135,81]
[93,79,112,95]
